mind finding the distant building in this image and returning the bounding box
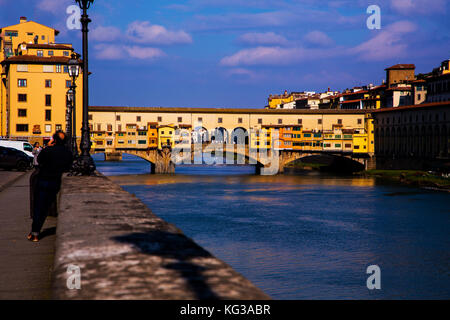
[385,64,416,87]
[384,84,413,108]
[426,59,450,103]
[0,17,83,144]
[411,79,427,105]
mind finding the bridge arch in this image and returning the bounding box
[231,127,249,145]
[284,154,365,173]
[211,127,229,143]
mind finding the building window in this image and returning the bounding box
[218,117,223,123]
[41,35,45,40]
[116,115,121,121]
[238,118,243,124]
[278,119,283,124]
[258,118,262,124]
[45,110,51,121]
[18,79,27,87]
[318,119,322,125]
[118,124,122,131]
[43,65,54,73]
[45,79,52,88]
[137,116,141,122]
[198,117,202,123]
[337,119,343,125]
[37,50,43,57]
[97,124,102,131]
[66,80,71,88]
[107,124,113,131]
[357,119,362,125]
[18,94,27,102]
[157,116,162,122]
[48,50,54,56]
[56,124,62,131]
[63,66,68,73]
[45,94,51,106]
[18,109,27,117]
[45,124,52,133]
[63,51,69,57]
[298,119,302,125]
[56,65,62,73]
[16,124,29,132]
[178,117,182,123]
[88,114,93,121]
[17,64,28,72]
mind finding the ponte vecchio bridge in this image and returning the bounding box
[88,106,375,174]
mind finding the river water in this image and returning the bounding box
[93,154,450,299]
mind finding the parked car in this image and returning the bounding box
[0,146,33,171]
[0,140,34,158]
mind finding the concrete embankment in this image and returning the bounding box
[52,173,270,300]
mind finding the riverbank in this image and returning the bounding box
[361,170,450,191]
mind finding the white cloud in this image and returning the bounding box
[94,44,125,60]
[95,44,165,61]
[124,46,166,60]
[36,0,72,15]
[91,26,122,42]
[303,30,334,47]
[220,46,333,66]
[237,32,289,46]
[351,21,417,61]
[390,0,447,15]
[126,21,192,45]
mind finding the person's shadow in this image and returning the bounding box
[113,231,220,300]
[39,226,56,240]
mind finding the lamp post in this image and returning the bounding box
[67,53,80,156]
[74,0,96,175]
[65,88,73,151]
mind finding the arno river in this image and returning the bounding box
[93,154,450,299]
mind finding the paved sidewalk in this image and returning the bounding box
[0,170,26,191]
[0,172,57,299]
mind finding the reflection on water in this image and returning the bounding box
[94,154,450,299]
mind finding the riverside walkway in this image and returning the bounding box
[0,171,56,299]
[0,169,269,300]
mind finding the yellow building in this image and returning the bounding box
[250,126,274,149]
[147,122,158,149]
[0,17,83,145]
[158,125,175,149]
[323,129,344,152]
[268,91,294,109]
[353,116,375,154]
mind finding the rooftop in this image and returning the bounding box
[385,64,416,70]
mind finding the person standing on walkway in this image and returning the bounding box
[32,142,42,168]
[28,131,73,242]
[29,142,42,219]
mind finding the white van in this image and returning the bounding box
[0,140,34,158]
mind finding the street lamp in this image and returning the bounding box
[67,53,79,156]
[65,88,73,151]
[73,0,96,175]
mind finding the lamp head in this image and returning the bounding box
[75,0,94,9]
[68,52,80,78]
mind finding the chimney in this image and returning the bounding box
[20,16,27,23]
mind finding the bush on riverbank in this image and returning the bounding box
[362,170,450,190]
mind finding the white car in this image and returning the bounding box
[0,140,34,158]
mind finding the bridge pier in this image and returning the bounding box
[154,147,175,174]
[104,152,122,162]
[365,156,377,170]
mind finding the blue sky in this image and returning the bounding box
[1,0,449,107]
